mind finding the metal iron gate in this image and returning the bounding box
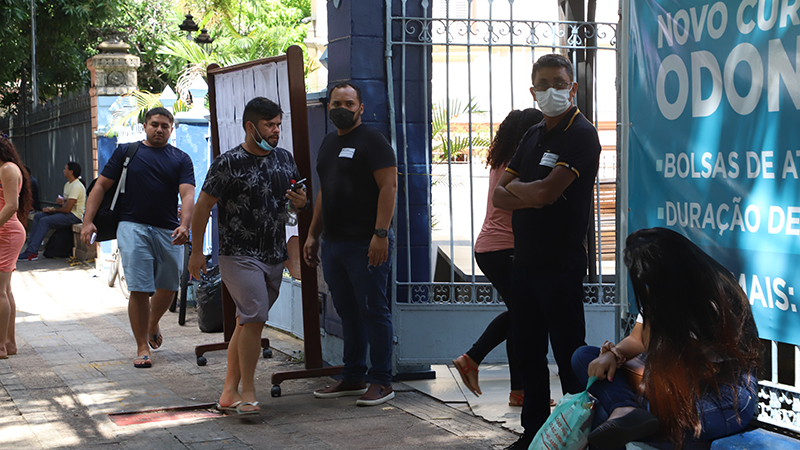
[385,0,620,373]
[0,90,93,203]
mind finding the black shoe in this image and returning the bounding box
[588,408,659,449]
[505,434,533,450]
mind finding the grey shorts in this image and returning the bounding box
[218,255,283,324]
[117,221,183,295]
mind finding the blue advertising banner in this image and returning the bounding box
[627,0,800,344]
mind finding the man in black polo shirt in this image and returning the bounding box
[304,82,398,406]
[493,54,601,449]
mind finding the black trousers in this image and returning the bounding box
[508,264,587,437]
[466,249,521,390]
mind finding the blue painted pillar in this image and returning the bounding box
[93,96,121,272]
[389,0,433,291]
[174,121,210,202]
[174,81,213,258]
[327,0,432,293]
[96,96,120,172]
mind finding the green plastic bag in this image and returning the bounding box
[529,376,597,450]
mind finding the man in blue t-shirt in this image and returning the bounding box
[82,107,195,369]
[188,97,307,415]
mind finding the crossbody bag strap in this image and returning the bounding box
[110,141,140,211]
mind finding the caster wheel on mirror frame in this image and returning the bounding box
[271,385,281,397]
[196,356,207,366]
[263,348,273,359]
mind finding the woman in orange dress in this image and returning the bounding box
[0,135,32,358]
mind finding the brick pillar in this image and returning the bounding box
[85,39,140,270]
[86,39,140,177]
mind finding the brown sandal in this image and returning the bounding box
[452,354,482,396]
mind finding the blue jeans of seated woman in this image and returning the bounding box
[321,232,394,386]
[571,346,758,449]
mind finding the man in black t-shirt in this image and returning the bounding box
[82,107,195,370]
[304,82,398,406]
[189,97,306,415]
[493,54,601,450]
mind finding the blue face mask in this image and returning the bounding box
[253,126,276,152]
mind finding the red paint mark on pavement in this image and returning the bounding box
[109,403,222,426]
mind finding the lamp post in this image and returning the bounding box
[194,28,214,54]
[178,13,213,54]
[31,0,38,110]
[178,13,199,40]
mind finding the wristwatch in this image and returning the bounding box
[374,228,388,238]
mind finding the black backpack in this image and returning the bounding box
[43,227,74,258]
[87,142,139,242]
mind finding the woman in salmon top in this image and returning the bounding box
[453,109,543,406]
[0,135,33,359]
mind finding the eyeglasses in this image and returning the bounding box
[532,81,573,92]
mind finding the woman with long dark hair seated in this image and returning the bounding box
[571,227,762,449]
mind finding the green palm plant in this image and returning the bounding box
[429,99,491,231]
[432,99,491,162]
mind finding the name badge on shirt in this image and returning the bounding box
[339,147,356,159]
[539,151,559,168]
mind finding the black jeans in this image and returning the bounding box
[465,249,521,390]
[509,264,587,438]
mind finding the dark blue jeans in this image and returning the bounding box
[571,345,758,449]
[24,212,81,254]
[321,233,394,386]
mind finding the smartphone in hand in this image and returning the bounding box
[290,178,307,191]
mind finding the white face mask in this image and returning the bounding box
[535,87,573,117]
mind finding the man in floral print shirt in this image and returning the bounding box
[189,97,307,415]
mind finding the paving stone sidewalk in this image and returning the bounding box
[1,257,518,449]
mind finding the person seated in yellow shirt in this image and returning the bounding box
[18,162,86,261]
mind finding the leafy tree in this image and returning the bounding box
[0,0,311,114]
[100,0,185,93]
[0,0,118,113]
[159,0,310,69]
[106,0,312,131]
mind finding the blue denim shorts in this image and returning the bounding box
[117,221,183,294]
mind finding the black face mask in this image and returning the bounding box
[329,107,358,130]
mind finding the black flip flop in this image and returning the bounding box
[588,408,659,449]
[133,355,152,368]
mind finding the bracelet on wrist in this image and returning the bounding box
[600,340,627,368]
